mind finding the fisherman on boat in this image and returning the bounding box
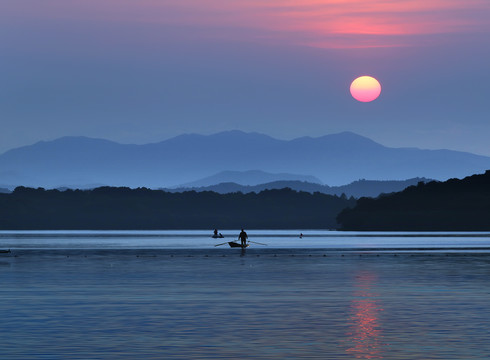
[238,228,248,248]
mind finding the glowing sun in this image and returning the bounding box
[350,76,381,102]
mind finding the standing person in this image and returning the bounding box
[238,229,248,248]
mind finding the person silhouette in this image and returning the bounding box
[238,228,248,248]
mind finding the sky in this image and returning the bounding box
[1,0,489,155]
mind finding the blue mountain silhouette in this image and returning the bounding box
[0,130,489,188]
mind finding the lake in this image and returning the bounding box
[1,230,490,359]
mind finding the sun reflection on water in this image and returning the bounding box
[346,271,386,359]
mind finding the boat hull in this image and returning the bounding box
[228,242,248,248]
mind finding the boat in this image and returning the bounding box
[0,249,11,254]
[228,241,248,248]
[214,240,265,248]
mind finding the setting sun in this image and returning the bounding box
[350,76,381,102]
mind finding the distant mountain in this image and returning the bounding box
[0,130,489,188]
[55,183,106,191]
[169,178,431,198]
[178,170,322,188]
[337,170,490,231]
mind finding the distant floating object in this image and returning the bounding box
[350,76,381,102]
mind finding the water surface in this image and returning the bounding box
[1,231,490,359]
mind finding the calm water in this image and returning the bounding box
[1,231,490,359]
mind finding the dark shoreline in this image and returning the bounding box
[0,186,354,230]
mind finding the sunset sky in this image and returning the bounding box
[1,0,489,154]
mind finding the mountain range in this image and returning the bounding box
[0,130,489,189]
[168,178,431,198]
[177,170,323,188]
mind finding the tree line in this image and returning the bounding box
[0,186,356,230]
[337,170,490,231]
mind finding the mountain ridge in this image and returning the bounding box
[177,170,323,188]
[168,177,431,198]
[0,130,489,188]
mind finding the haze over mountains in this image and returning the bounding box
[178,170,323,188]
[169,178,431,199]
[1,130,489,189]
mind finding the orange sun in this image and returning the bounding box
[350,76,381,102]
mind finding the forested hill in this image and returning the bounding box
[337,171,490,231]
[0,187,355,230]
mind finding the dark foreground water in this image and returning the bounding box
[1,231,490,359]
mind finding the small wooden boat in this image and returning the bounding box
[214,240,265,248]
[228,241,248,248]
[0,249,11,254]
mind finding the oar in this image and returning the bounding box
[248,241,267,246]
[214,242,229,247]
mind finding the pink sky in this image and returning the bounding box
[1,0,489,155]
[3,0,489,48]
